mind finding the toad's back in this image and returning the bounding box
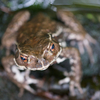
[17,13,58,56]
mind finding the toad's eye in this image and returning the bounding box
[50,43,55,52]
[20,54,28,62]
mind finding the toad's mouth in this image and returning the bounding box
[14,47,62,71]
[14,57,55,70]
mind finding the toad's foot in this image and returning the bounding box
[59,71,83,96]
[63,28,96,63]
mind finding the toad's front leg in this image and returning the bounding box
[56,47,82,96]
[2,55,40,96]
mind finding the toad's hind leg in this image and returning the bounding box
[57,10,97,63]
[58,47,82,96]
[2,11,30,55]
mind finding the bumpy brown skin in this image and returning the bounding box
[17,13,57,56]
[13,13,61,70]
[2,10,96,96]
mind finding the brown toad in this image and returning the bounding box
[2,10,96,96]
